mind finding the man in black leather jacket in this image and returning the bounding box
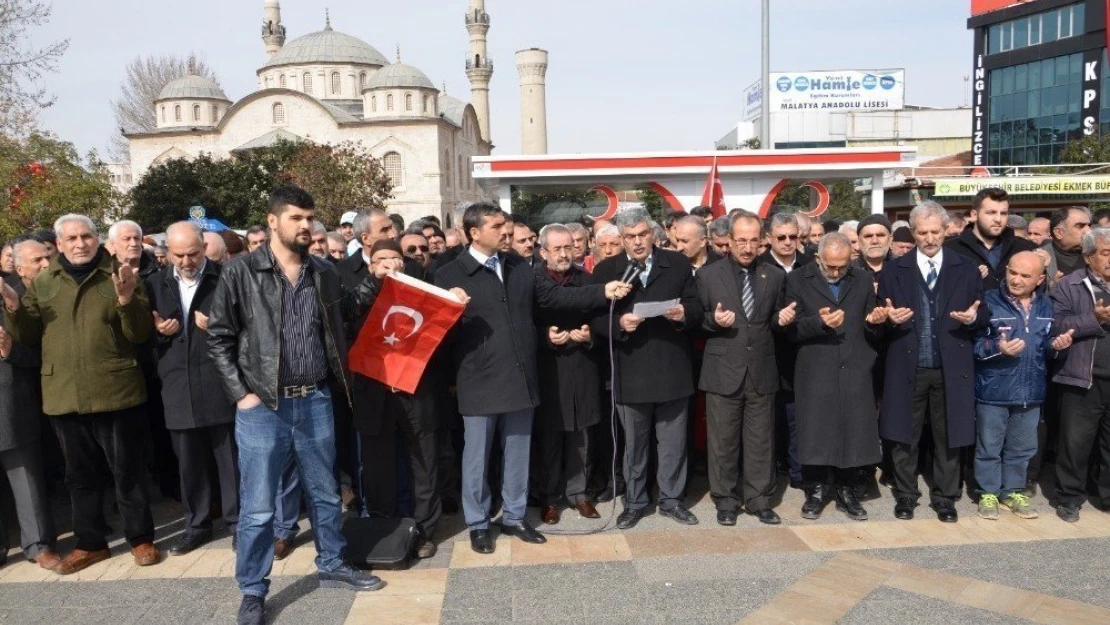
[206,186,389,625]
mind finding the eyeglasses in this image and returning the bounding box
[731,239,761,249]
[405,245,429,254]
[775,234,799,242]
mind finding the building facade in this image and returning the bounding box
[125,1,499,225]
[968,0,1109,167]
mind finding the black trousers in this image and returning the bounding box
[890,368,962,504]
[536,424,591,506]
[1056,379,1110,507]
[169,423,238,534]
[802,465,860,488]
[358,392,441,539]
[589,388,625,496]
[142,367,178,497]
[706,374,775,512]
[51,406,155,551]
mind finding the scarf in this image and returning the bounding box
[58,247,104,285]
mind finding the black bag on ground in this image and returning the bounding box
[341,516,418,570]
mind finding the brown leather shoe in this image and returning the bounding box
[415,539,437,559]
[541,504,560,525]
[34,550,62,570]
[274,538,294,560]
[131,542,161,567]
[53,549,111,575]
[576,500,601,519]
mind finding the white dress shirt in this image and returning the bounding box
[469,246,503,281]
[916,248,944,283]
[174,260,205,335]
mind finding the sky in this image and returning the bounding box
[33,0,974,160]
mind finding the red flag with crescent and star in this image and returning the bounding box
[700,157,727,218]
[348,272,465,394]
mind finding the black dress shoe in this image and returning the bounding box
[894,497,916,520]
[835,486,868,521]
[500,521,546,544]
[801,485,830,520]
[470,529,494,554]
[749,508,781,525]
[932,499,958,523]
[318,563,386,591]
[616,507,643,530]
[168,530,213,556]
[716,509,738,526]
[1056,504,1080,523]
[659,505,699,526]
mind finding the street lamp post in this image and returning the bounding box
[761,0,770,150]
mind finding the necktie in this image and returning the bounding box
[485,255,501,281]
[926,260,938,291]
[741,268,755,319]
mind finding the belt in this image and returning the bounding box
[280,381,323,399]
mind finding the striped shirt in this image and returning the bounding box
[271,249,329,386]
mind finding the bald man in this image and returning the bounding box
[144,222,239,555]
[973,251,1072,521]
[203,231,228,264]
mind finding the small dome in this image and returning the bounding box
[364,63,436,90]
[157,74,229,101]
[261,28,389,69]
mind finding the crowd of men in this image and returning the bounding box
[2,185,1110,625]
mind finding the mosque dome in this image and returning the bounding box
[364,62,436,91]
[260,25,389,69]
[156,74,229,102]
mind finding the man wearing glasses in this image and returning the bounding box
[696,211,789,525]
[400,230,431,271]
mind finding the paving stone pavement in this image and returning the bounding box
[3,474,1110,624]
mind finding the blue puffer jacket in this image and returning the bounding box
[974,285,1061,407]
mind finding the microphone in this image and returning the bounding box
[620,261,645,285]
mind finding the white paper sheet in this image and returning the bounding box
[632,298,680,318]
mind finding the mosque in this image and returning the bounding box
[123,0,544,225]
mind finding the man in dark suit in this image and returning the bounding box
[434,202,629,553]
[592,208,704,529]
[697,211,787,525]
[878,201,988,523]
[943,187,1036,292]
[758,212,813,489]
[145,221,238,555]
[534,224,603,524]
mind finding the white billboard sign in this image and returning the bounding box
[741,80,762,121]
[769,69,905,113]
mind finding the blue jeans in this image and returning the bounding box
[273,458,302,540]
[974,403,1040,498]
[462,409,533,530]
[235,390,345,598]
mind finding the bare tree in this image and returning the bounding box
[0,0,69,135]
[108,53,220,162]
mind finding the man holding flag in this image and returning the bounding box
[433,202,631,555]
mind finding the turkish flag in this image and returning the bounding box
[700,159,727,218]
[348,272,465,394]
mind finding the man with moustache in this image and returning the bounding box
[566,222,590,270]
[207,186,388,625]
[855,215,893,292]
[878,201,988,523]
[401,230,432,270]
[308,222,329,259]
[944,188,1037,291]
[245,226,268,253]
[593,208,704,529]
[145,221,238,555]
[511,222,538,266]
[673,216,722,274]
[534,224,602,524]
[1027,217,1050,246]
[696,211,787,525]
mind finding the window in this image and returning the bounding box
[273,102,285,124]
[387,94,394,110]
[444,149,451,187]
[987,3,1084,55]
[405,93,413,111]
[160,106,165,123]
[193,104,201,122]
[279,74,287,88]
[987,53,1083,166]
[360,72,367,89]
[302,72,313,94]
[423,95,431,113]
[174,105,181,122]
[371,95,377,112]
[383,151,402,187]
[212,105,219,123]
[331,71,341,95]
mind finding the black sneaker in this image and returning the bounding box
[237,595,264,625]
[318,564,386,591]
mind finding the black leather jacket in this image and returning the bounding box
[206,247,377,410]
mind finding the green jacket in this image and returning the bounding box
[6,251,152,416]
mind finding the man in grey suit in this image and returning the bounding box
[0,238,58,569]
[695,211,788,526]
